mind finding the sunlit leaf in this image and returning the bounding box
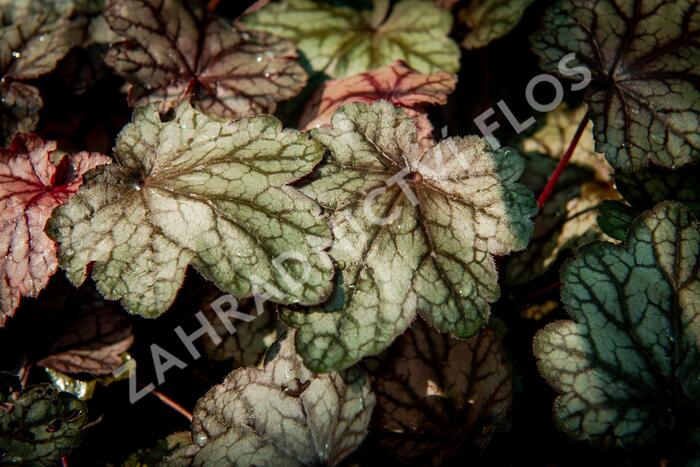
[531,0,700,169]
[164,331,375,466]
[458,0,535,49]
[283,100,536,372]
[47,103,333,318]
[0,1,76,144]
[300,60,456,153]
[0,384,88,465]
[372,319,512,465]
[241,0,461,78]
[104,0,307,119]
[534,202,700,447]
[0,134,110,325]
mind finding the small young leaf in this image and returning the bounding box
[373,319,512,464]
[534,202,700,447]
[104,0,307,119]
[0,384,88,465]
[240,0,461,78]
[300,60,457,152]
[459,0,535,49]
[164,331,375,466]
[47,103,333,318]
[531,0,700,169]
[0,134,109,325]
[596,199,637,241]
[283,100,536,372]
[0,2,76,144]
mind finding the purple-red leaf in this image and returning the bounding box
[0,134,109,325]
[104,0,307,119]
[300,61,456,152]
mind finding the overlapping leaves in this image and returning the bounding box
[535,202,700,447]
[0,0,77,144]
[372,320,512,465]
[531,0,700,170]
[47,103,333,318]
[164,331,375,466]
[284,100,536,372]
[300,60,456,153]
[104,0,307,119]
[241,0,461,78]
[0,134,109,325]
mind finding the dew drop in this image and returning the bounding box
[131,183,142,191]
[11,51,21,59]
[240,31,250,40]
[194,433,208,445]
[39,35,45,42]
[336,260,346,269]
[256,55,263,63]
[264,72,271,78]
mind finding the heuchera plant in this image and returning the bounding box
[0,0,698,465]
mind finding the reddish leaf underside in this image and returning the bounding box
[104,0,307,119]
[300,61,456,152]
[0,134,109,325]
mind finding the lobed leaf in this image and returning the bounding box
[47,103,333,318]
[240,0,461,78]
[283,100,536,372]
[104,0,307,119]
[534,202,700,447]
[531,0,700,169]
[300,60,456,153]
[164,331,375,466]
[0,134,109,325]
[0,384,88,465]
[0,1,76,144]
[372,319,512,464]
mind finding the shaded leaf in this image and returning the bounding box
[164,331,375,466]
[0,384,88,465]
[0,1,76,144]
[104,0,307,119]
[531,0,700,169]
[37,292,133,376]
[0,82,42,145]
[241,0,461,78]
[0,134,110,325]
[520,104,612,183]
[201,296,283,367]
[506,155,618,286]
[300,60,456,153]
[459,0,535,49]
[615,164,700,217]
[534,202,700,447]
[372,319,512,465]
[597,199,637,241]
[283,100,536,372]
[47,103,333,318]
[124,431,191,466]
[506,104,618,285]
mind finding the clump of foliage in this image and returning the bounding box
[0,0,699,465]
